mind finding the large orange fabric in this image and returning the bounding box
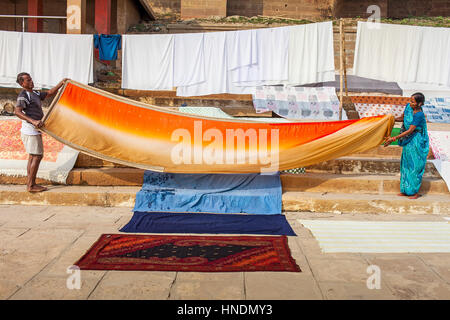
[42,81,394,173]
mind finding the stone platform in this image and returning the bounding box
[1,145,448,215]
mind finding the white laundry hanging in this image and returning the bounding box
[0,31,22,88]
[353,21,450,86]
[286,21,335,85]
[226,29,258,71]
[173,33,205,87]
[122,34,174,90]
[231,26,289,87]
[20,32,93,88]
[176,31,228,97]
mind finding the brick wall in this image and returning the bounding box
[148,0,181,15]
[227,0,263,17]
[0,0,27,31]
[264,0,335,19]
[0,0,68,33]
[227,0,336,19]
[181,0,227,18]
[335,0,388,18]
[388,0,450,18]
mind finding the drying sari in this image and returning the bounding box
[398,103,429,195]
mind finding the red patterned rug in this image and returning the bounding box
[0,118,79,183]
[74,234,301,272]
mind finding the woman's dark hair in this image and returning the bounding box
[411,92,425,107]
[16,72,30,85]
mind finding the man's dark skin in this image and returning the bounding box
[14,75,68,192]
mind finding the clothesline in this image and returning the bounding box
[1,21,449,95]
[122,22,336,95]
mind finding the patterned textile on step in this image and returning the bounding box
[428,131,450,191]
[429,131,450,161]
[422,97,450,123]
[351,96,410,118]
[253,86,346,120]
[0,117,79,183]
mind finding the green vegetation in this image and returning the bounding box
[195,15,313,25]
[127,15,449,34]
[380,16,450,28]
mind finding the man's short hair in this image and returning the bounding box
[16,72,30,85]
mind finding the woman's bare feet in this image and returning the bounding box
[27,185,48,193]
[408,194,421,199]
[397,193,407,196]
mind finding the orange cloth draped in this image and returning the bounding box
[42,81,394,173]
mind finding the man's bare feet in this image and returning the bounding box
[397,193,407,196]
[408,194,421,199]
[27,185,48,193]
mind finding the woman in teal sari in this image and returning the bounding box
[384,93,429,199]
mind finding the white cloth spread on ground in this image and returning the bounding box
[173,33,205,87]
[354,22,450,86]
[122,34,174,90]
[0,31,22,88]
[178,106,290,123]
[299,220,450,253]
[20,32,93,88]
[253,86,346,120]
[428,131,450,191]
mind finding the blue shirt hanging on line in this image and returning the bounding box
[94,34,122,60]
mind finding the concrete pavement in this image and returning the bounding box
[1,205,449,300]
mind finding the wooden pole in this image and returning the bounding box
[342,20,349,99]
[339,18,344,120]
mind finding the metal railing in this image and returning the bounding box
[0,15,67,32]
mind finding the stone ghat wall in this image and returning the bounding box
[148,0,449,19]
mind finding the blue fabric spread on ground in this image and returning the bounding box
[94,34,121,60]
[120,212,296,236]
[133,171,282,214]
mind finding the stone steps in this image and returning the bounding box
[281,173,448,195]
[305,157,440,177]
[0,185,448,215]
[72,145,433,168]
[1,145,447,214]
[1,169,447,196]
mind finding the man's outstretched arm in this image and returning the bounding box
[45,78,69,97]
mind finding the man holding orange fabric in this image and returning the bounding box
[14,73,68,193]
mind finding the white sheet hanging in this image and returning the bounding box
[226,29,258,71]
[286,22,335,85]
[122,34,174,90]
[176,32,228,97]
[0,31,22,88]
[353,22,450,86]
[399,82,450,98]
[176,31,255,97]
[231,22,335,87]
[232,27,289,86]
[173,33,205,87]
[20,32,93,88]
